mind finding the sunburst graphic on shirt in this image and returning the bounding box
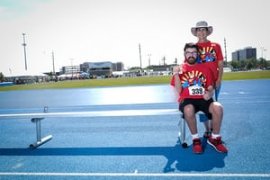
[198,46,217,63]
[181,70,207,88]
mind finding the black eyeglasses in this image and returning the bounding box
[185,51,198,55]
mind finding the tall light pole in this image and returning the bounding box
[70,58,74,80]
[261,47,267,59]
[22,33,27,70]
[148,54,151,67]
[224,38,228,66]
[52,51,56,80]
[138,43,142,69]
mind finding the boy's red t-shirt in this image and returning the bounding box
[170,63,214,102]
[196,41,224,82]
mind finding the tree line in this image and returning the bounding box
[228,58,270,71]
[1,58,269,82]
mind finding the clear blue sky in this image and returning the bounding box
[0,0,269,75]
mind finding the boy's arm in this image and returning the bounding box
[173,74,182,94]
[203,67,215,100]
[171,66,182,94]
[216,43,224,88]
[216,60,224,88]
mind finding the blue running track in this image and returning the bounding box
[0,79,270,179]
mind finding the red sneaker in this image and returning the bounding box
[192,138,203,154]
[207,136,228,153]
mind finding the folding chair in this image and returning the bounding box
[178,112,209,148]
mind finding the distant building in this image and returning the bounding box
[232,47,257,61]
[5,73,48,84]
[80,61,113,78]
[112,62,124,71]
[232,51,239,61]
[61,65,80,74]
[80,61,124,78]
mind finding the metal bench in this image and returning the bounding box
[0,106,201,149]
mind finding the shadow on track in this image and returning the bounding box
[0,139,227,172]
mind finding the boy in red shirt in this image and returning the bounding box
[191,21,224,138]
[171,43,227,154]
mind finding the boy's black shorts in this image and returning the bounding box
[179,98,214,119]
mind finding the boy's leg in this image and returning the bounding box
[201,84,222,137]
[215,84,221,101]
[200,113,211,138]
[207,101,228,153]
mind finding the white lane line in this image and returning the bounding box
[0,172,269,177]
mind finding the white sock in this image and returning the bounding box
[211,133,221,139]
[191,133,199,140]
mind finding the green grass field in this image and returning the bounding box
[1,70,270,91]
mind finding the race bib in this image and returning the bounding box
[188,85,205,96]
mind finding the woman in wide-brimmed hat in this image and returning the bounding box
[191,21,224,142]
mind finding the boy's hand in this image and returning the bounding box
[203,86,214,100]
[173,64,184,75]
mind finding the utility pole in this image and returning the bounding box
[261,47,267,59]
[22,33,28,70]
[174,58,178,64]
[138,43,142,69]
[148,54,151,67]
[162,56,166,65]
[70,58,74,80]
[224,38,228,66]
[52,51,56,80]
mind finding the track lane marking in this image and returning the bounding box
[0,172,269,177]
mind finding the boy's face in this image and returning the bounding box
[185,48,198,64]
[196,27,208,39]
